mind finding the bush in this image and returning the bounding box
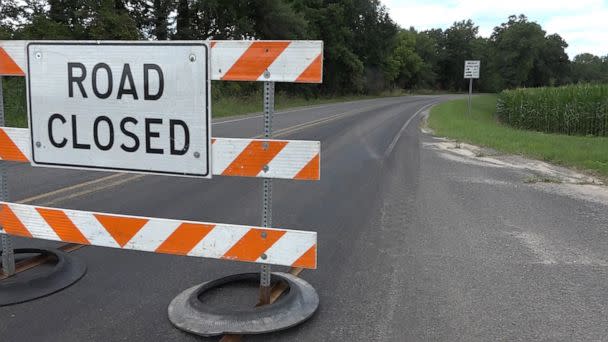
[2,77,27,127]
[496,84,608,136]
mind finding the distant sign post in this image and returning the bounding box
[26,42,211,177]
[464,60,480,115]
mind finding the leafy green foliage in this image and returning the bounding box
[571,54,608,84]
[399,15,575,93]
[439,20,478,90]
[490,15,570,88]
[497,84,608,136]
[385,30,423,88]
[296,0,399,94]
[0,2,606,95]
[8,0,141,40]
[1,77,28,128]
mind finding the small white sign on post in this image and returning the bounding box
[26,41,211,177]
[464,60,480,79]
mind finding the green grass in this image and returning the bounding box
[428,95,608,178]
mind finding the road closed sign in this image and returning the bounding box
[26,42,211,177]
[464,60,480,79]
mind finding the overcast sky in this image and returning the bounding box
[382,0,608,58]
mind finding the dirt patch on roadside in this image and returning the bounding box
[423,140,602,185]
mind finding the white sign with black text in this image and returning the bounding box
[26,41,211,177]
[464,60,480,79]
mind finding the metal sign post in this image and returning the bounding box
[468,78,473,116]
[259,80,274,305]
[464,60,480,116]
[0,76,15,277]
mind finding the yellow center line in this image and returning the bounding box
[254,106,372,139]
[16,173,126,204]
[32,174,146,207]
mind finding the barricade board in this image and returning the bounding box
[1,40,324,83]
[0,128,320,180]
[0,202,317,269]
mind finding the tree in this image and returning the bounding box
[307,2,366,93]
[440,20,478,90]
[13,0,139,40]
[530,33,570,86]
[490,15,557,88]
[470,37,502,92]
[88,0,140,40]
[0,0,18,39]
[174,0,193,39]
[250,0,308,39]
[571,53,605,83]
[603,56,608,82]
[152,0,170,39]
[172,0,305,40]
[386,29,423,89]
[292,0,398,94]
[413,29,441,88]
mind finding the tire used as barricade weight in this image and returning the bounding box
[0,248,87,306]
[168,272,319,337]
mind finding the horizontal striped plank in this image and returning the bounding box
[0,40,323,83]
[0,202,317,269]
[0,128,320,180]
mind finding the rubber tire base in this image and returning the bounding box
[168,272,319,337]
[0,248,87,306]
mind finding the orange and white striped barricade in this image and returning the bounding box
[0,39,322,336]
[1,40,323,82]
[0,128,320,180]
[0,202,316,269]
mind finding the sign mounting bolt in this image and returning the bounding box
[261,231,267,239]
[263,70,270,79]
[261,253,267,260]
[189,54,196,62]
[35,141,41,148]
[35,52,42,59]
[263,165,269,172]
[193,152,200,158]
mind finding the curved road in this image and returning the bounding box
[2,95,608,341]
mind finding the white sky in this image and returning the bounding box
[382,0,608,57]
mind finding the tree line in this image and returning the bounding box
[1,1,607,95]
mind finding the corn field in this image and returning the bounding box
[496,84,608,136]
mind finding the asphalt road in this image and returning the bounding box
[2,95,608,341]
